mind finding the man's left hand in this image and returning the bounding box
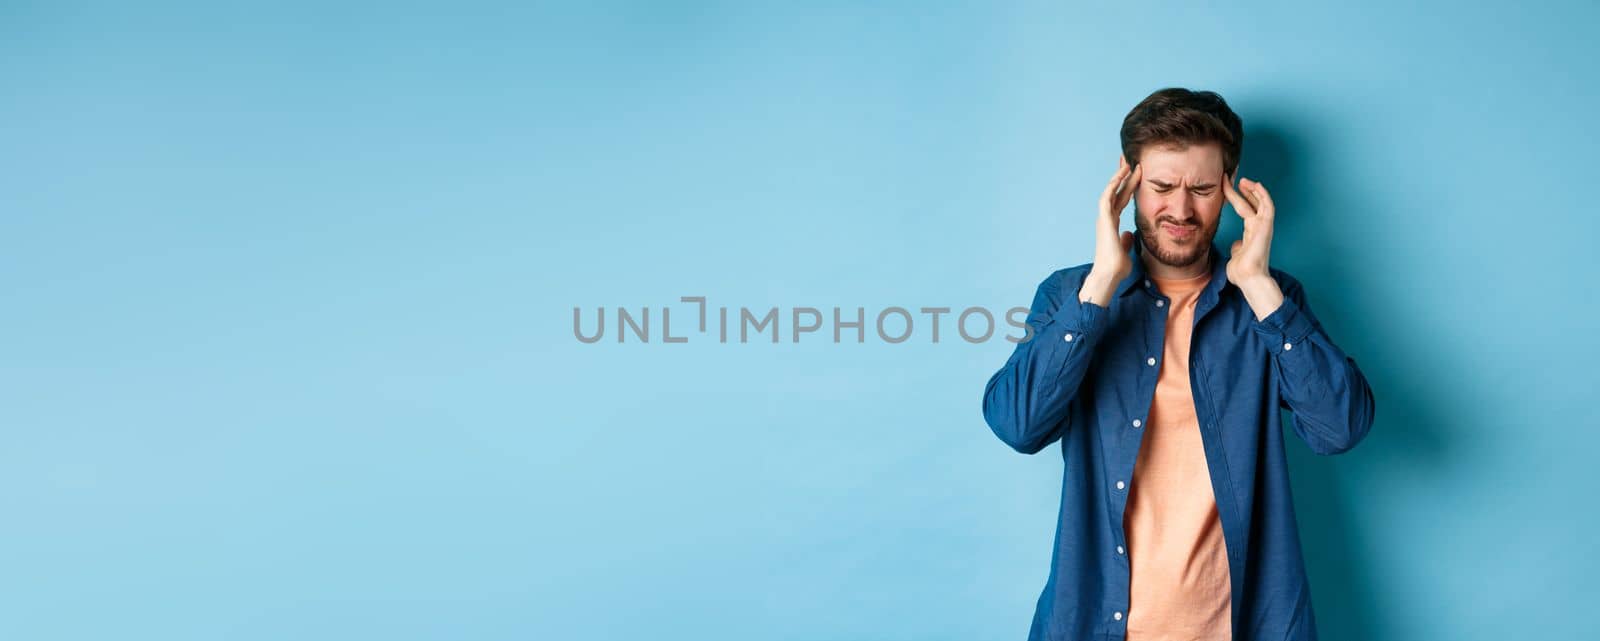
[1223,174,1287,321]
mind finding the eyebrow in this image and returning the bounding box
[1148,179,1217,190]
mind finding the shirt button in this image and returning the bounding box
[1116,480,1126,490]
[1155,299,1165,308]
[1064,333,1074,342]
[1117,545,1125,555]
[1284,341,1293,350]
[1114,611,1123,621]
[1146,357,1156,366]
[1144,279,1151,288]
[1132,419,1142,428]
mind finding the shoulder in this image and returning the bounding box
[1020,262,1096,312]
[1037,262,1097,293]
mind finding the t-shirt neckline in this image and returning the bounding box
[1149,269,1212,294]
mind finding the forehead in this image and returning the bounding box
[1137,143,1224,181]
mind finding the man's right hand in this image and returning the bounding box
[1079,156,1141,306]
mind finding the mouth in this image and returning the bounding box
[1161,222,1198,240]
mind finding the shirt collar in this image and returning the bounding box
[1115,228,1232,300]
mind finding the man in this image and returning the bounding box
[980,88,1376,641]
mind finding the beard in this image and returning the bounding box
[1134,209,1216,269]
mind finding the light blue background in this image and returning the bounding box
[3,1,1596,639]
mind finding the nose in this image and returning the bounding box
[1167,191,1196,221]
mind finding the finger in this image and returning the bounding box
[1246,180,1274,217]
[1239,177,1261,212]
[1101,161,1131,210]
[1237,178,1262,210]
[1223,172,1255,218]
[1114,163,1142,211]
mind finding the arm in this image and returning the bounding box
[1249,272,1377,455]
[980,269,1110,454]
[1223,175,1375,455]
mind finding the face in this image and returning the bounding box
[1132,143,1226,269]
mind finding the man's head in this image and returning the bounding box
[1119,88,1243,269]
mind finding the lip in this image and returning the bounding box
[1162,222,1197,238]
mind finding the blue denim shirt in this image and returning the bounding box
[981,230,1376,641]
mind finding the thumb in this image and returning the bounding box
[1120,231,1134,252]
[1230,239,1243,255]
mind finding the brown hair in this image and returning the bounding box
[1120,88,1244,176]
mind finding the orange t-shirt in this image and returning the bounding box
[1122,269,1232,640]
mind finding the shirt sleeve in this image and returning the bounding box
[1250,272,1377,455]
[981,268,1110,454]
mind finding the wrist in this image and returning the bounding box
[1236,273,1277,294]
[1237,275,1285,320]
[1078,271,1120,305]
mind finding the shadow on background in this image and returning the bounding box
[1236,108,1453,641]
